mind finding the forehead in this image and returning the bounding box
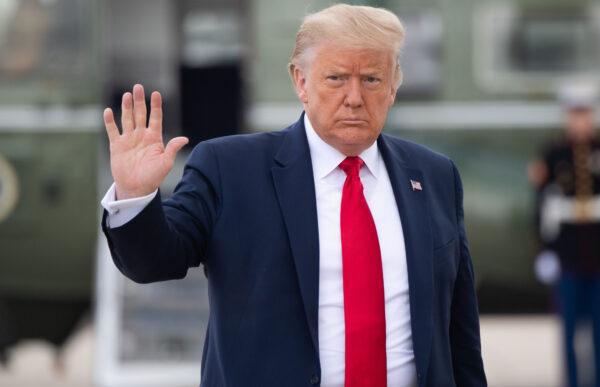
[568,107,595,115]
[311,44,392,71]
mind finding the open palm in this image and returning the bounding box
[103,84,188,200]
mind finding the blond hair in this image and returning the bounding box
[289,4,406,88]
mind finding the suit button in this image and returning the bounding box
[310,374,320,385]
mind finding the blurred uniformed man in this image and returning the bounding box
[529,83,600,387]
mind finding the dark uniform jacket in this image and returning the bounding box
[537,136,600,276]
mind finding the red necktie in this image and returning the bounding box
[339,156,387,387]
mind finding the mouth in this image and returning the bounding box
[339,119,367,125]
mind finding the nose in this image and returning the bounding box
[344,77,364,108]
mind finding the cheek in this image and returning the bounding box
[314,89,346,113]
[367,92,393,118]
[306,90,340,131]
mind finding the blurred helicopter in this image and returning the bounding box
[0,0,99,366]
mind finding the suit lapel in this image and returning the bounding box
[271,116,321,354]
[378,134,433,385]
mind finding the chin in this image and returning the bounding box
[335,135,377,155]
[336,124,371,136]
[347,128,377,141]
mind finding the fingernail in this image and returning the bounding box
[123,93,132,107]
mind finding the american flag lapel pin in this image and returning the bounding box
[410,179,423,192]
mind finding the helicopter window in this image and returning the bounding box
[383,8,443,98]
[0,0,93,84]
[474,4,600,94]
[509,13,597,73]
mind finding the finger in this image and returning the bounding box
[164,136,189,161]
[121,92,134,133]
[148,91,163,133]
[103,108,120,141]
[133,84,147,129]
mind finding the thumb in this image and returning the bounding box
[164,136,189,161]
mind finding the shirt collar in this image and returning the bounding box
[304,113,380,180]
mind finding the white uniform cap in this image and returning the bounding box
[557,81,599,109]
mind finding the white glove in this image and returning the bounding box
[534,250,561,285]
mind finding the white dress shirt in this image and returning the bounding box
[304,116,416,386]
[101,114,416,386]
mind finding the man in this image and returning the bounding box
[101,4,486,387]
[529,84,600,387]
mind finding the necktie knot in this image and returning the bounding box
[339,156,364,178]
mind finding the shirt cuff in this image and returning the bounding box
[100,183,158,228]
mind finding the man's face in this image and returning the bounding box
[567,107,595,142]
[293,44,398,156]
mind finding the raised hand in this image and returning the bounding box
[103,84,189,200]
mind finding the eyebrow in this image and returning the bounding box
[323,67,385,75]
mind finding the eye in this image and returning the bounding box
[325,74,345,87]
[364,76,380,84]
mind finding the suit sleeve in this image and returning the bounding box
[101,141,222,284]
[449,160,487,386]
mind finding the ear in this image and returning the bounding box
[292,65,309,104]
[389,68,402,106]
[388,84,397,107]
[388,86,397,106]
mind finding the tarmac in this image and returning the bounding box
[0,314,574,387]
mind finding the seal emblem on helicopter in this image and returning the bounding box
[0,152,18,224]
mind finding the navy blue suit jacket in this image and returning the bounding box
[102,114,487,387]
